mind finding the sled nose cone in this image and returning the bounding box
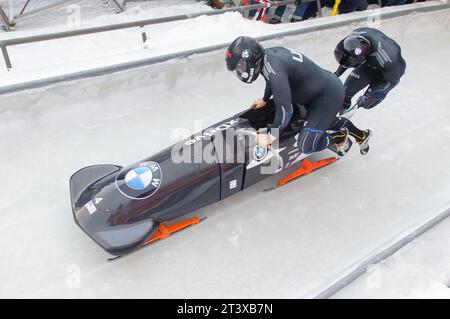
[70,164,121,210]
[70,164,157,256]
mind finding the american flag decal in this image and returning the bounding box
[85,200,97,215]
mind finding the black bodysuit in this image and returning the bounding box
[261,47,346,154]
[335,27,406,109]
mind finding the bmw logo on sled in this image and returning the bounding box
[117,162,162,199]
[70,101,337,258]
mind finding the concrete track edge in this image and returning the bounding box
[314,207,450,298]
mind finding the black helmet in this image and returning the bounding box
[226,36,264,83]
[335,35,371,68]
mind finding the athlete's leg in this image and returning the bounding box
[298,78,344,154]
[331,117,367,143]
[357,59,406,110]
[359,77,398,110]
[331,117,372,155]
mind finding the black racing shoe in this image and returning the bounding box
[337,135,353,157]
[328,128,353,157]
[358,129,372,155]
[328,139,353,157]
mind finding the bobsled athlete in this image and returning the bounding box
[225,36,371,156]
[334,27,406,113]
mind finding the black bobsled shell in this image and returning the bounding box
[71,103,304,256]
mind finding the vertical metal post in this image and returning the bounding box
[0,6,15,31]
[316,0,323,18]
[111,0,125,13]
[140,26,147,43]
[1,44,12,70]
[19,0,32,16]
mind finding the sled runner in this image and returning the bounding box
[107,217,206,261]
[264,157,338,192]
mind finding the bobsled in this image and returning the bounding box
[70,102,337,257]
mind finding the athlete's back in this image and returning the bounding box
[262,47,334,105]
[352,27,406,79]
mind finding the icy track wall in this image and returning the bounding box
[0,9,449,298]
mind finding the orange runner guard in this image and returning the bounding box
[277,157,337,187]
[144,217,201,245]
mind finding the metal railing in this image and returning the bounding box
[0,1,448,95]
[0,0,317,70]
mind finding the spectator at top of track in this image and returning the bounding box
[240,0,271,22]
[381,0,408,6]
[205,0,238,9]
[205,0,415,23]
[241,0,315,24]
[338,0,368,14]
[268,1,319,24]
[205,0,271,22]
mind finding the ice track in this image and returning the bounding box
[0,9,449,298]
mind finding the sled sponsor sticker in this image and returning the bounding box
[115,161,162,200]
[242,49,252,60]
[253,145,268,162]
[85,200,97,215]
[247,145,286,171]
[185,119,240,145]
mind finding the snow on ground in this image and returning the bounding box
[0,7,449,298]
[0,0,213,77]
[334,216,450,299]
[0,0,212,32]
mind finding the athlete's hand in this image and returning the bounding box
[341,99,352,114]
[255,133,276,147]
[251,99,267,109]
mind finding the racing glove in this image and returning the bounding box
[341,97,352,114]
[358,88,388,110]
[356,95,368,109]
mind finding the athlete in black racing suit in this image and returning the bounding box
[260,47,355,155]
[226,36,369,156]
[335,27,406,112]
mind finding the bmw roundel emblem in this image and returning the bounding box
[116,161,162,200]
[354,47,363,56]
[242,49,252,60]
[253,145,268,162]
[125,166,153,190]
